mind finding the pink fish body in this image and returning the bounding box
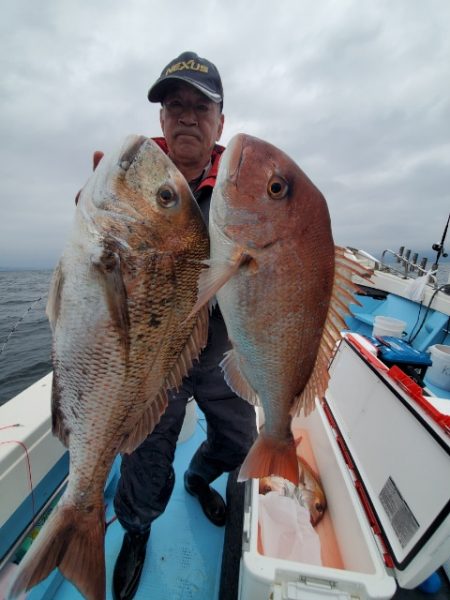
[192,134,366,485]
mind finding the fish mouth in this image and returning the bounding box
[118,135,147,170]
[219,134,282,251]
[226,134,247,184]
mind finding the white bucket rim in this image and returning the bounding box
[429,344,450,357]
[373,316,407,328]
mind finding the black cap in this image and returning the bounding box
[148,51,223,105]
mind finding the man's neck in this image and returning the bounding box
[169,156,211,185]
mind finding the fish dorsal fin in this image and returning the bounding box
[188,251,247,318]
[293,245,373,416]
[220,349,260,405]
[46,261,64,331]
[118,304,209,455]
[118,388,168,455]
[165,304,210,391]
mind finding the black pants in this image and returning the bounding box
[113,313,258,534]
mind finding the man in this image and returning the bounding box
[112,52,258,600]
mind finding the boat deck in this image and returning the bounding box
[2,409,449,600]
[18,413,228,600]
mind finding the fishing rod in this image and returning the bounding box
[431,211,449,270]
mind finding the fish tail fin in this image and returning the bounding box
[8,502,105,600]
[238,433,299,485]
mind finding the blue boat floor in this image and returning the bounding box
[17,409,450,600]
[46,415,226,600]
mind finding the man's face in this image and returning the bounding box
[160,82,224,172]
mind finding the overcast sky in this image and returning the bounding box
[1,0,449,269]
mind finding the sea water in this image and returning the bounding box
[0,263,449,407]
[0,270,53,406]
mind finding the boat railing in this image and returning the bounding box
[380,248,438,287]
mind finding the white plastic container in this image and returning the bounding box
[238,338,450,600]
[427,344,450,391]
[372,316,406,338]
[177,398,198,443]
[0,374,67,565]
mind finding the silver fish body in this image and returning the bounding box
[8,135,209,600]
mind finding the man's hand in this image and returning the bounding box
[75,151,105,205]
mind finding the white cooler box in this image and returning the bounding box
[238,336,450,599]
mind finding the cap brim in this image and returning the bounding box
[148,75,222,103]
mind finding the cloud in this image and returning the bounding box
[1,0,449,269]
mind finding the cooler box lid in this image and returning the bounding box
[325,335,450,588]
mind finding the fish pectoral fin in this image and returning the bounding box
[119,389,168,455]
[92,249,130,354]
[46,261,64,330]
[187,250,248,319]
[220,349,260,405]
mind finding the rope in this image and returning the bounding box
[408,284,450,345]
[0,424,36,520]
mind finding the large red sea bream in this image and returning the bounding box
[8,135,209,600]
[191,133,367,486]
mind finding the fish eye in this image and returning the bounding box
[157,186,178,208]
[267,175,289,199]
[315,502,324,513]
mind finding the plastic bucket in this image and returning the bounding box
[427,345,450,391]
[372,316,406,338]
[177,398,198,443]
